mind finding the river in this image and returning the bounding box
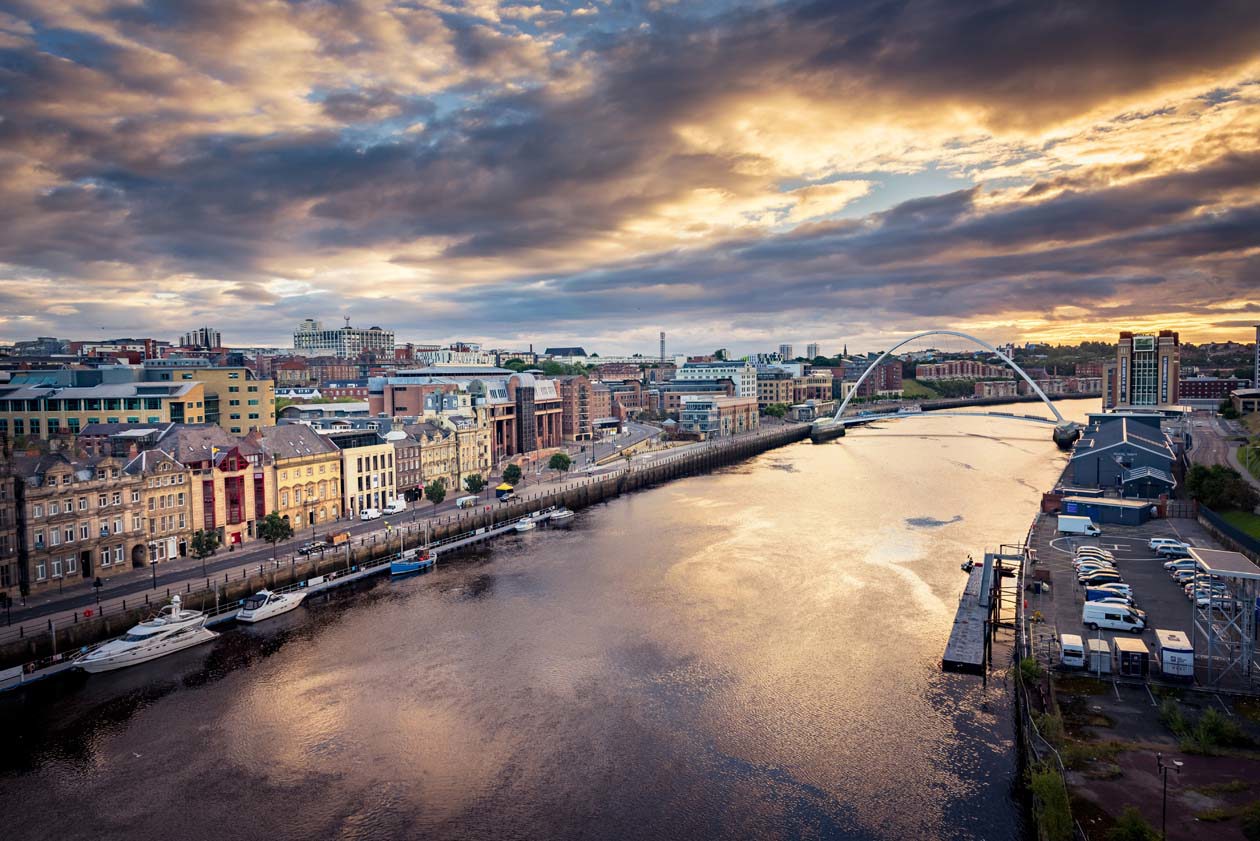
[0,399,1097,841]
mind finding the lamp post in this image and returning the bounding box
[1156,752,1182,840]
[93,577,103,612]
[150,557,158,590]
[0,592,9,626]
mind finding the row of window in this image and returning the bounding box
[150,513,187,534]
[279,483,332,507]
[355,453,395,472]
[147,492,187,511]
[32,515,141,547]
[30,489,139,517]
[279,464,332,480]
[33,545,126,581]
[145,473,186,489]
[356,472,394,492]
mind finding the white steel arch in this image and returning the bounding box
[833,330,1067,425]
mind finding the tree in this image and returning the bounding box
[713,348,727,360]
[548,452,572,473]
[464,473,486,494]
[1220,398,1241,420]
[503,464,522,485]
[190,529,220,576]
[258,512,294,562]
[424,480,446,507]
[1105,807,1159,841]
[1186,463,1260,512]
[503,358,528,372]
[764,403,789,418]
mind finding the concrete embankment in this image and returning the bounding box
[0,424,809,671]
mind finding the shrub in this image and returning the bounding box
[1158,698,1189,738]
[1241,800,1260,841]
[1106,806,1159,841]
[1019,656,1044,684]
[1034,710,1066,746]
[1028,762,1073,841]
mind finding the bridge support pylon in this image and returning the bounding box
[1052,422,1081,451]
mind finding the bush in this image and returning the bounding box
[1106,806,1159,841]
[1034,710,1066,746]
[1028,762,1073,841]
[1019,656,1044,684]
[1193,707,1251,752]
[1159,698,1189,738]
[1241,800,1260,841]
[1185,463,1260,512]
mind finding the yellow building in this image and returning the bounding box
[124,448,194,564]
[256,425,343,531]
[141,362,275,435]
[0,381,205,439]
[322,429,396,516]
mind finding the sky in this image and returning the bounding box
[1,0,1259,356]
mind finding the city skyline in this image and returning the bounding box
[2,2,1259,352]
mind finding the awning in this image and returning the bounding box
[496,482,514,490]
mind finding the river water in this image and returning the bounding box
[0,400,1096,841]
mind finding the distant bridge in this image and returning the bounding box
[815,330,1082,449]
[834,409,1063,428]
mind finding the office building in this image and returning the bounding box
[805,343,820,360]
[0,381,206,439]
[180,326,222,350]
[256,425,343,531]
[676,360,757,398]
[778,344,794,360]
[678,396,760,439]
[294,318,395,358]
[1104,331,1180,409]
[321,429,397,516]
[916,360,1008,381]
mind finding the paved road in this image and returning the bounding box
[1,421,783,638]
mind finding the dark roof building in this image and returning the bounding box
[1070,414,1177,497]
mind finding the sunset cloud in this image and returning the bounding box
[0,0,1258,352]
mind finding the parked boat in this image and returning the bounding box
[548,508,575,527]
[514,518,537,533]
[391,548,436,576]
[77,595,216,673]
[236,589,307,623]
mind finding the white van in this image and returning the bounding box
[1059,515,1101,536]
[1059,634,1085,669]
[383,499,407,515]
[359,508,382,521]
[456,495,480,510]
[1082,601,1145,633]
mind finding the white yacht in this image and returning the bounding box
[548,508,575,527]
[78,595,216,673]
[514,518,538,532]
[236,589,307,623]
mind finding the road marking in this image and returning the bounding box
[1214,695,1234,716]
[1144,683,1158,707]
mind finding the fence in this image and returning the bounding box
[1199,506,1260,561]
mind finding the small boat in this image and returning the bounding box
[391,548,436,576]
[77,595,216,673]
[514,518,537,532]
[236,589,307,623]
[548,508,575,527]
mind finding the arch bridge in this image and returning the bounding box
[813,330,1082,449]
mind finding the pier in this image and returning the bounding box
[941,549,1024,674]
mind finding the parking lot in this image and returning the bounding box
[1025,512,1229,678]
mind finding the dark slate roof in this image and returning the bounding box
[159,424,260,463]
[257,424,338,460]
[544,347,587,356]
[1071,416,1174,462]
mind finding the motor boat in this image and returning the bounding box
[236,589,307,623]
[391,548,437,576]
[548,508,575,527]
[77,595,216,673]
[514,518,537,532]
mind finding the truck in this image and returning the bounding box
[456,495,480,510]
[1153,629,1194,680]
[1057,515,1101,536]
[326,530,350,546]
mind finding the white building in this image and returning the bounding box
[294,319,395,358]
[778,344,794,360]
[676,360,758,398]
[806,343,820,360]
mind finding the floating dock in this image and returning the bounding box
[942,562,993,674]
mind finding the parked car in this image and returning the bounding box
[298,540,328,556]
[1075,563,1116,578]
[1173,569,1201,585]
[1194,594,1239,611]
[1079,571,1124,587]
[1155,544,1191,558]
[1075,547,1115,562]
[1091,583,1134,598]
[1164,559,1200,572]
[1149,537,1185,550]
[1082,601,1145,633]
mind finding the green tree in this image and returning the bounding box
[1220,398,1241,420]
[464,473,486,494]
[190,529,220,576]
[548,452,572,473]
[503,358,528,372]
[274,397,295,419]
[1105,806,1159,841]
[258,512,294,562]
[1186,463,1260,511]
[424,480,447,507]
[503,464,522,485]
[764,403,789,418]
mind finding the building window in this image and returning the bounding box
[114,545,124,564]
[32,504,43,518]
[35,561,46,581]
[131,490,140,503]
[49,502,59,515]
[63,526,74,543]
[112,492,121,505]
[51,558,62,578]
[66,555,77,574]
[100,548,110,567]
[113,518,123,534]
[79,523,89,540]
[99,494,107,507]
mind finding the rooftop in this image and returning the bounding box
[1189,548,1260,581]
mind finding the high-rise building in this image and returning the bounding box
[778,344,794,360]
[660,331,666,363]
[805,343,820,360]
[180,326,222,350]
[1104,330,1180,409]
[1254,324,1259,390]
[294,318,395,358]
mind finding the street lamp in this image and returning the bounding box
[0,592,9,626]
[93,577,103,612]
[149,543,159,590]
[1156,752,1182,840]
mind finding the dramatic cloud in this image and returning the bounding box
[0,0,1258,353]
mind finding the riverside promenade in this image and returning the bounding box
[0,422,809,670]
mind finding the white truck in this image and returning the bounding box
[1058,514,1101,536]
